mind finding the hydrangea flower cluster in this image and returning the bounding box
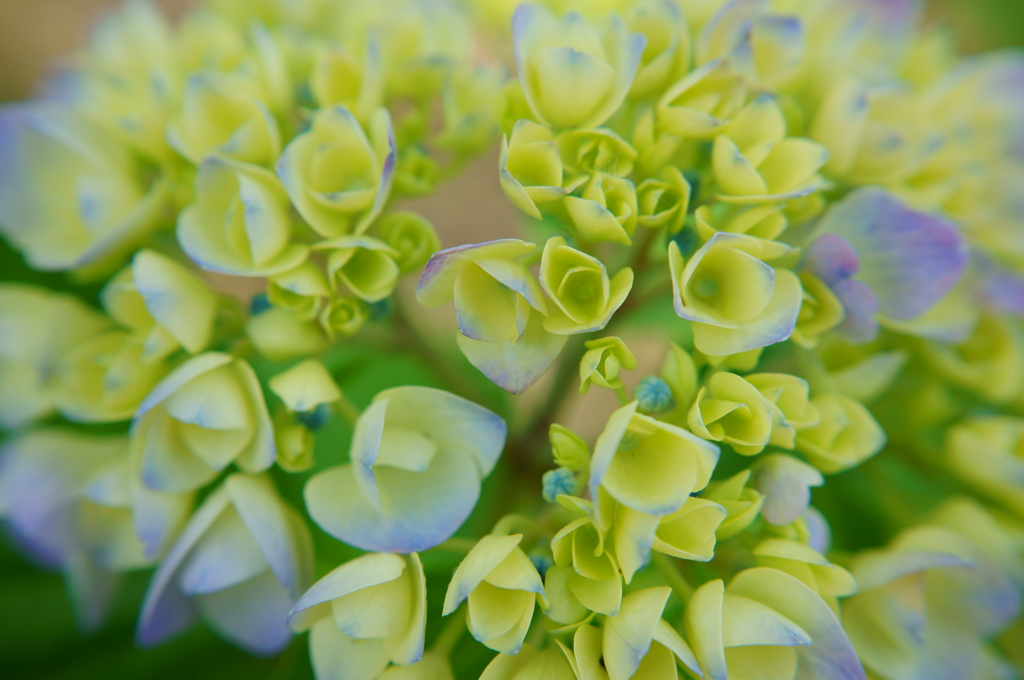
[1,0,1024,678]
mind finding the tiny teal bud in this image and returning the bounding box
[670,225,700,258]
[542,467,578,502]
[529,553,553,579]
[250,293,272,315]
[368,298,392,319]
[633,375,675,414]
[296,402,332,431]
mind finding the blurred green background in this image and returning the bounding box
[0,0,1022,678]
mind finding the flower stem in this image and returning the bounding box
[652,552,694,603]
[492,513,544,538]
[614,385,631,406]
[432,605,468,656]
[334,392,362,427]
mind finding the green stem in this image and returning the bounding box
[504,334,586,480]
[334,392,362,427]
[652,552,694,603]
[614,385,631,406]
[432,605,468,656]
[493,513,544,538]
[389,292,496,410]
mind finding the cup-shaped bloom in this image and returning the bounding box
[417,241,544,338]
[167,72,280,166]
[795,394,885,474]
[178,157,309,277]
[791,272,845,349]
[482,643,578,680]
[556,128,637,180]
[610,493,724,585]
[636,166,691,233]
[137,473,313,655]
[753,539,856,612]
[652,496,727,562]
[289,552,426,665]
[512,4,645,130]
[625,0,692,98]
[590,401,719,526]
[500,120,568,220]
[750,454,824,526]
[374,212,441,274]
[0,284,110,428]
[0,429,191,629]
[277,106,396,238]
[132,352,276,492]
[948,416,1024,517]
[564,174,639,245]
[319,296,370,340]
[686,568,865,680]
[688,371,775,455]
[417,240,566,394]
[102,249,219,361]
[550,514,622,617]
[580,336,637,394]
[444,534,546,654]
[53,330,170,423]
[669,232,802,356]
[315,236,401,303]
[310,39,384,121]
[656,59,746,138]
[268,261,331,319]
[0,104,168,271]
[703,470,764,540]
[305,386,506,553]
[540,237,633,334]
[394,146,440,197]
[571,588,702,680]
[746,373,820,449]
[707,96,818,199]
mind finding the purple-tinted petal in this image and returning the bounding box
[416,239,536,308]
[832,278,879,342]
[304,458,480,554]
[730,568,867,680]
[456,306,567,394]
[136,488,231,647]
[985,270,1024,316]
[805,234,861,287]
[815,187,968,321]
